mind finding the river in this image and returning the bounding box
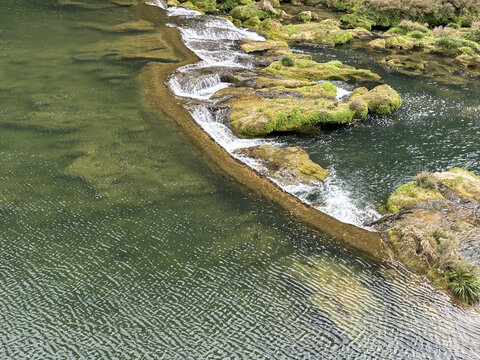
[0,0,479,358]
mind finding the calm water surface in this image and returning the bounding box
[1,1,480,358]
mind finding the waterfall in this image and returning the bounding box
[147,2,380,227]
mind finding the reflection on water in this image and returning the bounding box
[0,1,479,358]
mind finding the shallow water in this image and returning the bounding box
[1,1,480,358]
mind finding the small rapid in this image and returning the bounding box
[151,3,380,227]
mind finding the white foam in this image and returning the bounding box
[146,0,168,10]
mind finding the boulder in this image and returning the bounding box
[235,145,329,185]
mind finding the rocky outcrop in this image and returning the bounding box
[234,145,329,185]
[212,51,401,137]
[371,168,480,305]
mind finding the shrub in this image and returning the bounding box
[218,0,242,11]
[434,35,464,55]
[407,30,426,39]
[360,0,480,27]
[447,262,480,304]
[432,25,457,37]
[281,55,295,67]
[415,170,439,190]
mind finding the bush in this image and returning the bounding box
[415,171,439,190]
[447,263,480,304]
[432,25,457,37]
[407,30,426,39]
[434,35,464,55]
[218,0,242,11]
[360,0,480,27]
[281,55,295,67]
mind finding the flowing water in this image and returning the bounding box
[1,0,480,358]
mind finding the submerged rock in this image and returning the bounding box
[235,144,329,185]
[372,168,480,305]
[74,32,179,62]
[80,20,155,33]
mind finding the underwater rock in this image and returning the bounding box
[80,20,155,33]
[2,111,86,133]
[57,0,116,9]
[73,32,179,62]
[235,144,329,185]
[372,168,480,305]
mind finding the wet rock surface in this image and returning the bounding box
[235,144,329,185]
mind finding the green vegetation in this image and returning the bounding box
[281,55,295,66]
[235,145,330,184]
[265,56,381,82]
[386,227,480,304]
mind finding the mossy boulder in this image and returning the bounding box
[280,20,353,46]
[234,145,329,185]
[229,0,277,21]
[363,84,402,115]
[229,96,355,136]
[435,167,480,202]
[386,168,480,213]
[265,57,381,83]
[386,181,443,213]
[248,19,353,46]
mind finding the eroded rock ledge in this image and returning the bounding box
[370,168,480,305]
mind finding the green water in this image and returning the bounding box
[1,1,480,358]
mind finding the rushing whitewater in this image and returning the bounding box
[149,3,380,226]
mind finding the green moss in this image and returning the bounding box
[407,30,426,39]
[341,13,373,31]
[230,97,356,136]
[265,57,381,83]
[386,181,443,213]
[363,84,402,114]
[281,55,295,67]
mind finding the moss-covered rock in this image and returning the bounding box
[373,168,480,305]
[229,96,355,136]
[234,144,329,185]
[265,56,381,83]
[247,18,353,46]
[386,181,443,213]
[363,84,402,114]
[229,0,277,21]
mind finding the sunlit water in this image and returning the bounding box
[1,1,480,358]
